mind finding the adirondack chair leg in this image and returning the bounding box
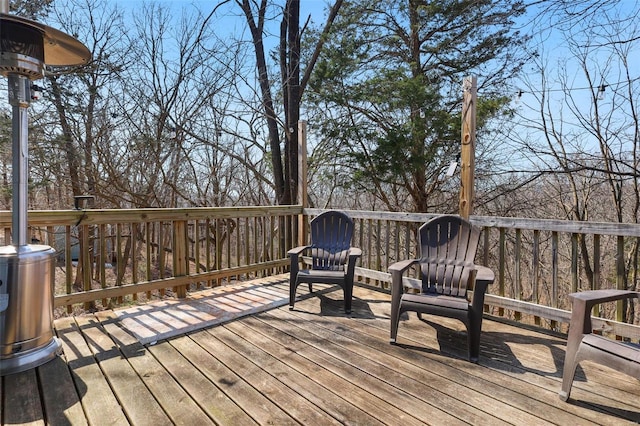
[389,269,406,344]
[468,304,484,363]
[467,324,480,363]
[559,356,579,402]
[559,296,590,401]
[289,280,297,310]
[289,252,300,310]
[344,283,353,314]
[390,308,400,344]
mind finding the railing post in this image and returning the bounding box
[173,220,188,298]
[459,76,476,219]
[297,120,308,247]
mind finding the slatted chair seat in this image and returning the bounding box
[288,211,362,314]
[400,293,470,311]
[559,289,640,401]
[389,215,494,363]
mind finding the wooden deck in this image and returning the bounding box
[1,275,639,425]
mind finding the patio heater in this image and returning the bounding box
[0,1,90,375]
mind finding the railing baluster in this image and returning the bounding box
[145,222,151,299]
[571,233,578,294]
[65,225,72,313]
[515,228,521,321]
[593,233,601,317]
[532,229,540,325]
[498,227,505,317]
[617,235,625,322]
[99,223,107,306]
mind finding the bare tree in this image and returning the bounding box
[237,0,343,206]
[509,2,640,320]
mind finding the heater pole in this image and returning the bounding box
[8,74,30,246]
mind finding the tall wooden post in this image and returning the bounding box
[297,120,308,246]
[459,76,477,219]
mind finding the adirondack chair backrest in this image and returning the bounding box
[418,215,480,297]
[310,211,354,271]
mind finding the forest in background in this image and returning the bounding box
[0,0,638,323]
[0,0,636,224]
[0,0,640,223]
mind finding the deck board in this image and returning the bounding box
[75,315,173,426]
[37,354,87,426]
[281,297,596,425]
[215,322,380,425]
[148,338,258,425]
[97,311,214,426]
[2,369,43,426]
[169,333,298,425]
[2,275,639,425]
[54,316,129,425]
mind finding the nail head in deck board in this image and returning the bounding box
[54,316,129,426]
[74,315,173,426]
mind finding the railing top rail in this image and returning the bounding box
[0,205,303,227]
[304,208,640,237]
[0,204,635,237]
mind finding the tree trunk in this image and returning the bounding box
[240,0,286,204]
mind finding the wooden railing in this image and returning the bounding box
[306,208,640,341]
[0,206,301,314]
[4,206,639,340]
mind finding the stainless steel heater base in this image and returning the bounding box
[0,244,60,376]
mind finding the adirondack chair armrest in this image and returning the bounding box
[472,265,494,295]
[388,258,420,275]
[288,245,311,278]
[470,265,494,313]
[389,259,420,299]
[568,289,640,334]
[348,247,362,260]
[288,245,311,258]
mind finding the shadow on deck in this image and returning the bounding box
[1,274,639,425]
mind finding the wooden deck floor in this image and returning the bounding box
[1,275,639,425]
